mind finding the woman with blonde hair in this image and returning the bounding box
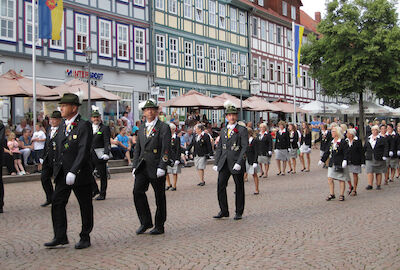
[254,123,272,178]
[7,132,26,175]
[245,128,260,194]
[287,123,299,174]
[345,128,364,196]
[319,126,350,201]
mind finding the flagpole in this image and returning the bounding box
[292,21,296,125]
[32,0,37,128]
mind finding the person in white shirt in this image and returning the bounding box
[31,123,46,171]
[15,119,31,136]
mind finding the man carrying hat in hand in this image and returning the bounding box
[44,93,94,249]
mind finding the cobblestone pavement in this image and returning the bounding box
[1,150,400,269]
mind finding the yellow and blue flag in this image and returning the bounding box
[38,0,63,40]
[294,24,304,78]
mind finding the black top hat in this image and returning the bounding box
[50,111,62,119]
[59,93,81,106]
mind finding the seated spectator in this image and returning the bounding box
[18,129,33,166]
[7,132,26,175]
[15,119,31,137]
[31,123,46,172]
[116,127,132,165]
[3,128,16,175]
[131,121,140,135]
[110,137,124,160]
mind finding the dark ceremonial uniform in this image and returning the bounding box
[40,126,58,205]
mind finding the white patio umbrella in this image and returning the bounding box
[342,101,392,115]
[300,100,337,114]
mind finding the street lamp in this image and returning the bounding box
[237,71,244,120]
[84,46,96,118]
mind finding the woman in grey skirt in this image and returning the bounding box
[319,126,350,201]
[345,128,364,196]
[384,123,398,184]
[275,121,290,176]
[287,123,299,174]
[245,128,260,194]
[166,123,181,191]
[254,123,273,178]
[365,125,388,190]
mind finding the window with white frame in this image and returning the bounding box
[252,17,257,37]
[252,58,258,79]
[134,0,144,7]
[220,49,226,74]
[261,61,267,80]
[240,54,246,75]
[269,63,274,81]
[268,22,274,43]
[0,0,16,41]
[184,41,193,68]
[308,76,312,89]
[134,28,145,63]
[117,24,129,60]
[196,44,204,70]
[231,52,238,75]
[291,5,296,20]
[139,92,149,102]
[195,0,203,22]
[258,0,263,6]
[210,47,217,72]
[209,0,216,26]
[261,20,266,40]
[302,71,307,87]
[75,13,89,53]
[169,38,178,66]
[277,64,282,82]
[169,0,177,14]
[98,19,111,57]
[156,34,165,64]
[218,4,225,29]
[288,66,292,85]
[239,11,246,35]
[276,26,282,45]
[156,0,164,10]
[184,0,192,19]
[282,1,287,16]
[25,2,40,46]
[230,7,237,32]
[287,29,292,48]
[50,21,65,50]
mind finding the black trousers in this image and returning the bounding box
[217,162,245,215]
[133,170,166,229]
[41,165,54,203]
[92,159,108,197]
[51,177,93,241]
[0,157,3,209]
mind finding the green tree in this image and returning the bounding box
[301,0,400,140]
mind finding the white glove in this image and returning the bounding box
[361,164,366,169]
[213,165,218,172]
[210,156,214,159]
[287,149,291,152]
[397,151,400,156]
[156,168,166,178]
[342,160,347,168]
[383,156,387,161]
[174,160,180,166]
[318,160,324,166]
[312,140,315,144]
[185,151,189,155]
[268,151,272,155]
[252,163,258,168]
[66,172,76,185]
[389,151,393,157]
[233,163,241,171]
[132,168,136,177]
[101,154,110,160]
[39,158,44,164]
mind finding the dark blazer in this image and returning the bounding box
[288,131,300,149]
[169,134,181,163]
[316,130,332,152]
[254,132,273,156]
[53,114,94,186]
[187,132,212,157]
[346,138,365,165]
[91,123,111,162]
[132,119,171,178]
[364,135,389,161]
[42,127,59,169]
[300,131,312,147]
[275,130,290,150]
[321,139,349,167]
[386,132,399,158]
[214,124,248,174]
[246,138,258,165]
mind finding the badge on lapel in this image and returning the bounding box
[153,149,158,154]
[73,135,77,140]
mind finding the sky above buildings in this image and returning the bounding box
[301,0,400,20]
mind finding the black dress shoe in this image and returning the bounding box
[149,227,164,235]
[197,182,205,186]
[234,214,242,220]
[75,239,91,249]
[40,201,51,207]
[213,212,229,219]
[44,238,69,247]
[366,185,373,190]
[170,187,176,191]
[95,195,105,201]
[136,224,153,235]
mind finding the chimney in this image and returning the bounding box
[315,12,321,23]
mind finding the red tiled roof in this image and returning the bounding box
[300,10,318,34]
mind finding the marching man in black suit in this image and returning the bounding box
[132,99,171,235]
[44,93,94,249]
[213,101,248,220]
[39,111,62,207]
[90,107,111,200]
